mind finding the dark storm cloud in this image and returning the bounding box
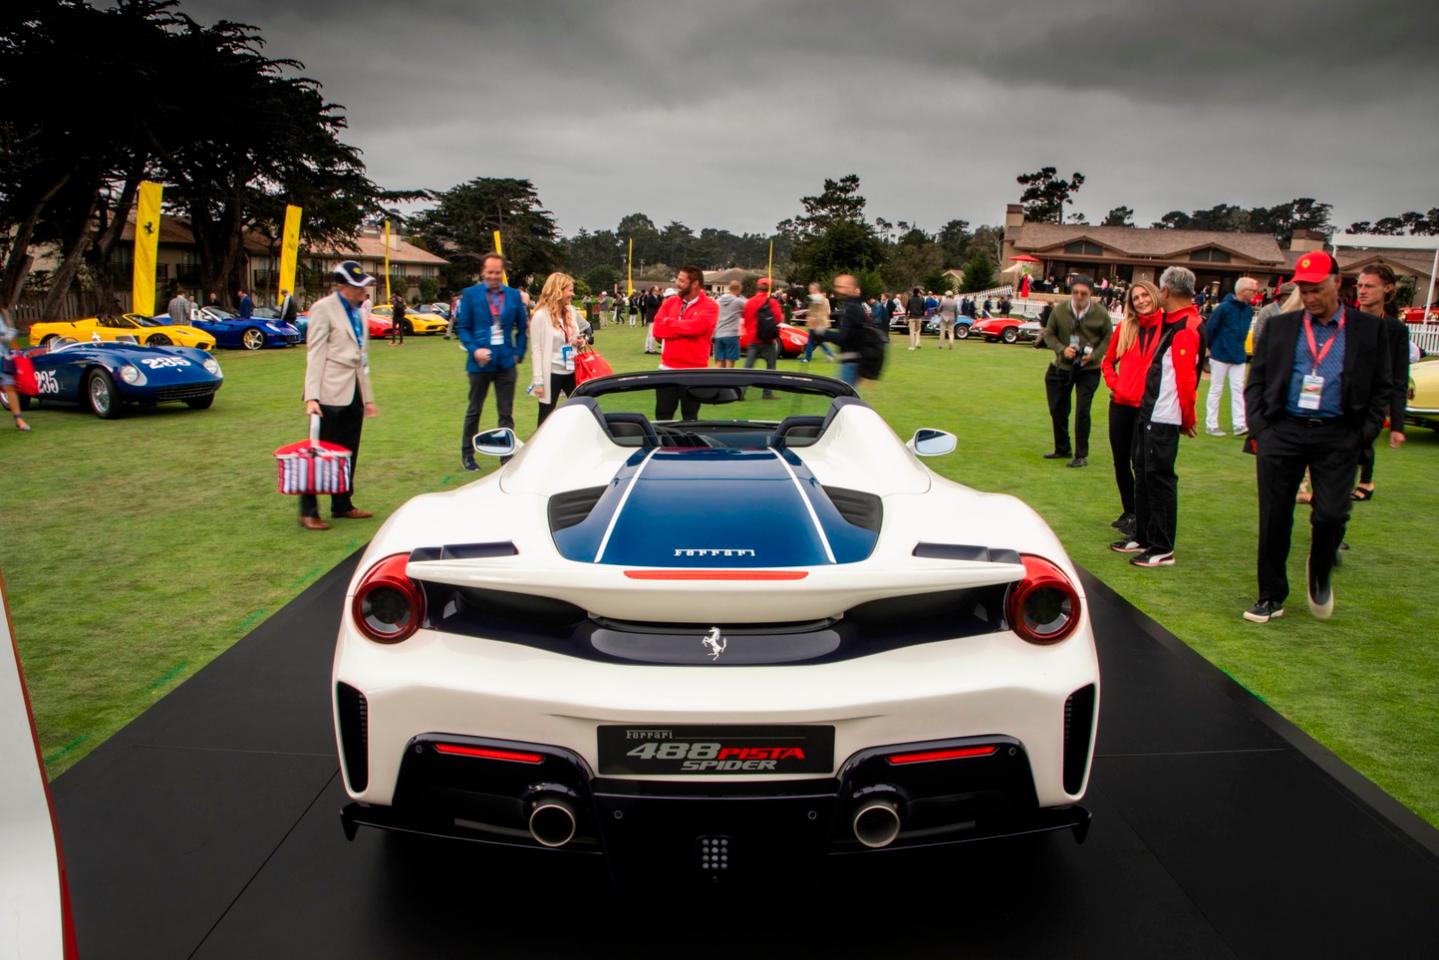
[177,0,1439,235]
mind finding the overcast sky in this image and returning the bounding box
[182,0,1438,237]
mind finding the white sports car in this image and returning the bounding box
[333,369,1099,882]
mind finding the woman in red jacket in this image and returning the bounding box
[1101,280,1163,538]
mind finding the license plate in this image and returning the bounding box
[598,725,834,776]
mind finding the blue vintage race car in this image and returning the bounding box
[16,340,223,419]
[154,306,301,351]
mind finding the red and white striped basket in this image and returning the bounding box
[274,415,353,496]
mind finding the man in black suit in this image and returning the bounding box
[1242,252,1392,623]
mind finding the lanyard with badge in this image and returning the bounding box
[487,289,505,346]
[1297,308,1343,411]
[559,309,575,372]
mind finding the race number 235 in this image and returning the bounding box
[35,370,59,394]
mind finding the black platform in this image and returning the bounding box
[53,555,1439,959]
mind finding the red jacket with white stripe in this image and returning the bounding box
[1139,310,1201,431]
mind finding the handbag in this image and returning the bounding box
[573,348,614,385]
[12,353,38,395]
[274,414,353,495]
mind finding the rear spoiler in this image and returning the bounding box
[405,549,1026,624]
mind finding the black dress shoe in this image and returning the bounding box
[1042,451,1073,460]
[462,456,481,472]
[1066,456,1088,468]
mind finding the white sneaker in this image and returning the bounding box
[1206,427,1225,437]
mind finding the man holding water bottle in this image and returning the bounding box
[1041,275,1112,468]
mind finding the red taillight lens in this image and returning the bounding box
[352,552,424,644]
[434,744,544,763]
[886,745,998,765]
[1006,554,1081,645]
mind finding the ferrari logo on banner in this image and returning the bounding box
[131,180,163,317]
[278,205,302,304]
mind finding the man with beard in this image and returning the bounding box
[651,265,717,420]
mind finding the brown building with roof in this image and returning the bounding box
[1002,204,1288,294]
[1002,204,1438,302]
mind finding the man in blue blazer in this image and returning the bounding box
[457,252,528,470]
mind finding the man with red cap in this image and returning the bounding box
[742,277,785,399]
[1241,252,1392,623]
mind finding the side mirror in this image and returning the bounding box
[473,427,523,458]
[907,428,956,457]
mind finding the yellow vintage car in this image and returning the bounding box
[29,313,215,351]
[1407,357,1439,431]
[369,305,448,335]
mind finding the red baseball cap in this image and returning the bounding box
[755,278,771,288]
[1289,251,1338,284]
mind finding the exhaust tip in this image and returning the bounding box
[853,799,901,849]
[528,799,577,848]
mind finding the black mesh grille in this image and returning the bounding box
[1063,684,1096,794]
[548,486,607,532]
[336,682,369,792]
[822,486,882,533]
[154,385,216,401]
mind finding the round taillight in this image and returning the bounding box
[1006,555,1081,645]
[352,552,424,644]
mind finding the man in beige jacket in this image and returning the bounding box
[299,260,379,530]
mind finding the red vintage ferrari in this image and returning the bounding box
[971,316,1033,344]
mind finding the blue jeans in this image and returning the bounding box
[838,361,860,387]
[804,335,833,362]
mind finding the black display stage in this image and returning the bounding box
[53,554,1439,959]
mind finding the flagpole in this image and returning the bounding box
[627,238,634,297]
[383,220,392,303]
[767,240,773,289]
[492,230,509,287]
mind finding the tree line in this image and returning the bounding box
[0,0,412,318]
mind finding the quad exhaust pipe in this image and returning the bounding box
[527,796,578,848]
[852,796,902,849]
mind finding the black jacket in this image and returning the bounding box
[818,297,868,355]
[1244,308,1392,444]
[1381,312,1409,431]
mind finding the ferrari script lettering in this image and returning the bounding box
[673,548,756,557]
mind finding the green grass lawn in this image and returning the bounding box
[3,325,1436,827]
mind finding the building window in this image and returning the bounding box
[1063,241,1103,256]
[1191,248,1232,262]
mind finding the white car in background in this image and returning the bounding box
[332,369,1100,884]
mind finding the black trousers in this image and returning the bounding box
[1045,364,1100,457]
[1256,417,1359,605]
[1133,420,1180,554]
[655,384,700,421]
[1108,400,1140,515]
[389,318,404,343]
[461,366,516,456]
[536,371,577,426]
[744,341,778,398]
[300,386,363,518]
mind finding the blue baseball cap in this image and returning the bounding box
[333,260,376,287]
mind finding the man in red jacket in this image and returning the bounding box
[1112,266,1200,568]
[650,264,717,420]
[742,278,785,399]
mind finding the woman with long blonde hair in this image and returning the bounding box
[1099,279,1164,537]
[529,272,591,426]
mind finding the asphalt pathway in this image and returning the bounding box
[52,554,1439,958]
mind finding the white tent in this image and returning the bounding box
[1330,233,1439,315]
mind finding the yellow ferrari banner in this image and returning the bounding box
[277,204,302,304]
[627,237,634,296]
[131,180,163,317]
[492,229,509,287]
[383,219,392,302]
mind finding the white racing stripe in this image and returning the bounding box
[776,454,836,564]
[594,448,658,563]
